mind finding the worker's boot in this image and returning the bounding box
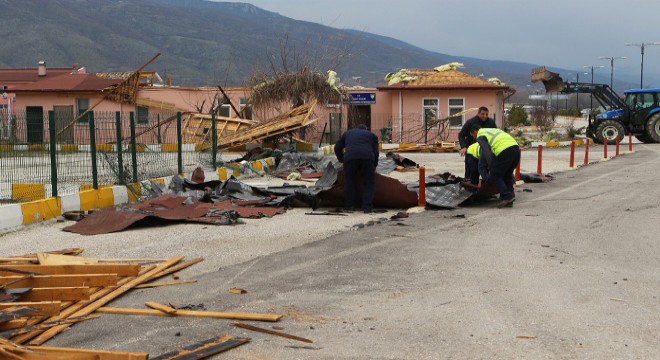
[497,197,515,208]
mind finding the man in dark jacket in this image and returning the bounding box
[458,106,497,178]
[334,124,379,213]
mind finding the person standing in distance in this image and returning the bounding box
[334,124,379,213]
[458,106,497,178]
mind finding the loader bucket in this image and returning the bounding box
[531,66,565,92]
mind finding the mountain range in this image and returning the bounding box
[0,0,641,98]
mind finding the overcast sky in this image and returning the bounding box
[240,0,660,85]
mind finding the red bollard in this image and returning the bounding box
[629,133,633,152]
[584,138,590,165]
[418,166,426,207]
[569,140,575,168]
[615,136,620,157]
[604,138,608,159]
[515,149,521,181]
[536,144,543,175]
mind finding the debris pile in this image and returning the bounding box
[0,248,282,358]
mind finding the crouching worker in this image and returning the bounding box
[475,126,520,208]
[334,124,379,213]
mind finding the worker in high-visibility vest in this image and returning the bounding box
[474,125,520,208]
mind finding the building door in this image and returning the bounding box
[348,105,371,129]
[54,105,74,144]
[26,106,44,144]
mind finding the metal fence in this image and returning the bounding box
[370,113,460,144]
[0,109,221,204]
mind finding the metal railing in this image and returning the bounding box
[0,110,221,204]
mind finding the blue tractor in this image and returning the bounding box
[532,67,660,144]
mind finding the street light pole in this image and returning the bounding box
[625,42,660,88]
[583,66,604,113]
[599,56,626,90]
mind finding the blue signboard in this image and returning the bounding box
[348,93,376,104]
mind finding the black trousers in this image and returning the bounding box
[343,159,376,211]
[465,154,480,185]
[488,146,520,200]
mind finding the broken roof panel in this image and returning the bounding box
[379,69,509,90]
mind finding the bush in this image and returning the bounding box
[557,107,581,117]
[507,105,529,126]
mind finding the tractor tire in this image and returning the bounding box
[645,113,660,142]
[595,120,625,145]
[635,134,655,143]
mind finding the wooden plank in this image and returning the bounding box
[0,264,141,277]
[150,334,248,360]
[0,274,118,289]
[0,315,98,338]
[18,287,92,302]
[145,302,177,315]
[134,279,196,289]
[95,307,282,322]
[231,322,313,343]
[11,266,155,344]
[0,302,61,317]
[0,306,39,323]
[37,253,98,265]
[27,258,184,345]
[26,346,148,360]
[146,258,203,282]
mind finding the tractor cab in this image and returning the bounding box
[622,89,660,133]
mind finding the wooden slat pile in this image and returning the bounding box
[394,141,459,153]
[182,113,257,148]
[0,248,275,359]
[217,100,318,150]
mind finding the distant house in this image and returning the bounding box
[373,68,514,143]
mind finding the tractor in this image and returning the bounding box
[531,67,660,144]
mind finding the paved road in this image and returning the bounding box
[48,146,659,359]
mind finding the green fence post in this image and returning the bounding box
[129,112,138,183]
[48,110,58,197]
[89,112,98,189]
[177,112,183,174]
[115,112,124,185]
[211,112,218,170]
[157,113,162,144]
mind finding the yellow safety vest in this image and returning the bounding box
[476,128,518,156]
[467,143,480,159]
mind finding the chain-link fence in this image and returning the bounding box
[1,109,216,204]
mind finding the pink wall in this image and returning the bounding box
[10,86,505,145]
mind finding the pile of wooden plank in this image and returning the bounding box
[0,248,281,359]
[182,113,257,148]
[394,142,459,153]
[217,100,318,150]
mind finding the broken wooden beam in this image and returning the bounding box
[0,264,141,277]
[0,302,61,317]
[0,274,119,289]
[150,335,249,360]
[133,279,197,289]
[95,307,283,322]
[232,322,313,343]
[0,315,98,338]
[17,287,93,302]
[25,346,148,360]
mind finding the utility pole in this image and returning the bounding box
[583,65,604,114]
[625,42,660,88]
[599,56,626,91]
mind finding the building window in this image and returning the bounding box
[423,98,439,128]
[448,98,465,128]
[216,96,231,117]
[136,106,149,125]
[239,98,252,120]
[76,98,90,123]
